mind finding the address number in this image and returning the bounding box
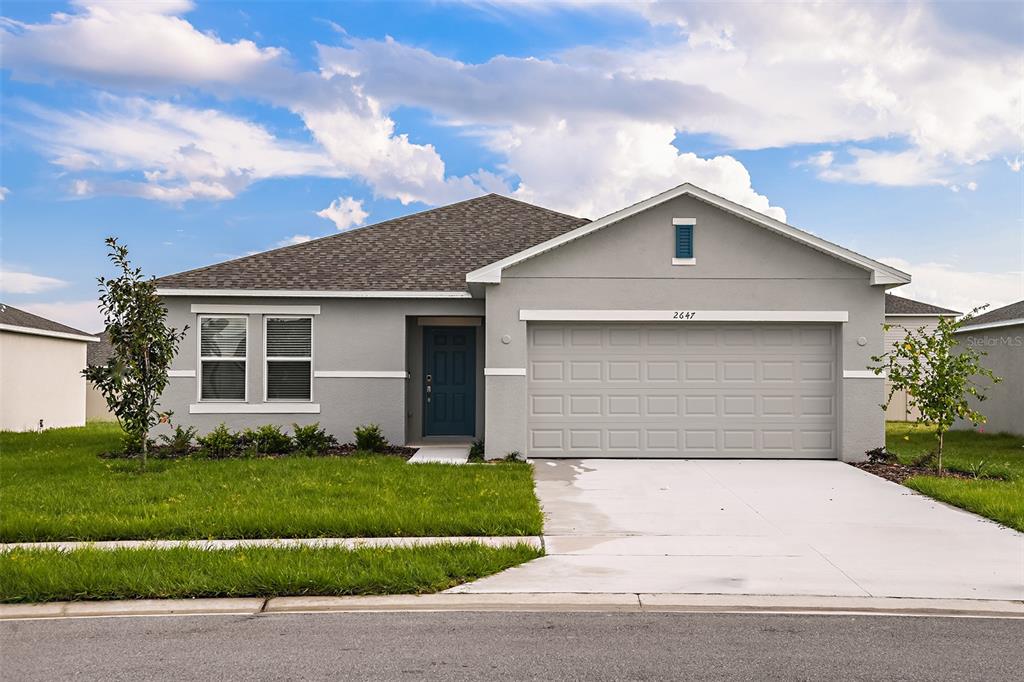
[673,311,697,320]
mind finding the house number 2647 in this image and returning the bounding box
[673,311,697,320]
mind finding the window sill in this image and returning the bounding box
[189,403,321,414]
[671,257,697,266]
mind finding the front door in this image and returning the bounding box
[423,326,476,436]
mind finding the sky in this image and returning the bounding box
[1,0,1021,332]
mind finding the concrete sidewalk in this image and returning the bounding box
[452,459,1024,600]
[0,536,542,553]
[3,593,1022,621]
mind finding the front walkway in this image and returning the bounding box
[451,459,1024,600]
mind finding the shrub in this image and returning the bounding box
[119,432,155,457]
[159,425,198,456]
[504,451,522,462]
[468,438,485,463]
[197,423,240,458]
[354,423,388,453]
[865,447,895,463]
[240,424,293,456]
[292,423,337,454]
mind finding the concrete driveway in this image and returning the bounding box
[453,460,1024,600]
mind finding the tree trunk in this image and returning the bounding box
[936,429,944,474]
[141,430,148,471]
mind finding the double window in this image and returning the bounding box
[264,317,313,401]
[198,315,313,402]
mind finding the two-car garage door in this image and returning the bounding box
[526,323,838,458]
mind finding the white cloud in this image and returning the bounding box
[881,258,1024,314]
[315,195,368,230]
[0,268,68,294]
[21,97,338,202]
[0,186,9,201]
[496,119,784,220]
[816,148,950,187]
[276,234,313,247]
[17,299,103,333]
[1,1,282,89]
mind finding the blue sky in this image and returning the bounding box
[1,0,1021,331]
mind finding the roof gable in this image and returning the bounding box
[958,300,1024,332]
[0,303,97,342]
[885,294,960,316]
[466,183,911,287]
[156,194,588,294]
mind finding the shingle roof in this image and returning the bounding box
[885,294,960,316]
[155,194,589,292]
[87,330,113,366]
[962,300,1024,328]
[0,303,94,339]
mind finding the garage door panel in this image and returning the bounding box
[527,323,837,458]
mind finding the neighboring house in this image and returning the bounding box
[953,300,1024,436]
[883,294,961,421]
[154,183,911,461]
[85,330,116,421]
[0,304,99,432]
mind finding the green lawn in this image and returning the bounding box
[0,543,542,603]
[0,423,543,542]
[885,422,1024,531]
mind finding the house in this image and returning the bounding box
[154,183,911,461]
[0,303,99,431]
[953,300,1024,436]
[85,330,115,421]
[883,294,961,421]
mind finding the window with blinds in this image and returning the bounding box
[266,317,312,401]
[200,316,247,401]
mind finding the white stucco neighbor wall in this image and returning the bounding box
[0,330,89,431]
[953,323,1024,436]
[883,315,944,421]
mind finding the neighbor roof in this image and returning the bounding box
[155,194,588,294]
[0,303,98,342]
[958,300,1024,332]
[885,294,960,316]
[87,330,113,366]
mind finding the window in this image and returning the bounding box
[265,317,312,401]
[673,218,696,264]
[199,316,247,401]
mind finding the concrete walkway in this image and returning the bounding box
[407,444,470,464]
[0,536,541,553]
[451,459,1024,600]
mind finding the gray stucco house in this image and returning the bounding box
[883,294,960,421]
[154,183,911,461]
[953,300,1024,436]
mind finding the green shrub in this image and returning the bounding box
[159,425,197,456]
[240,425,293,455]
[504,451,522,462]
[292,423,337,454]
[196,423,239,458]
[469,438,486,463]
[119,432,154,457]
[354,423,388,453]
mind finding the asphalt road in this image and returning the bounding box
[2,611,1021,681]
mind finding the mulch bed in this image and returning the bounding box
[852,460,976,485]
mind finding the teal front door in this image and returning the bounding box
[423,326,476,436]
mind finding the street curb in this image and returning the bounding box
[2,593,1022,621]
[0,536,544,553]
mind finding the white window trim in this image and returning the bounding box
[197,314,248,403]
[264,315,314,403]
[192,304,320,315]
[190,402,320,415]
[672,217,696,266]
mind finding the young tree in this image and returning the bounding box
[870,307,1000,473]
[83,238,188,469]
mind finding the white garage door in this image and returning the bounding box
[526,323,838,458]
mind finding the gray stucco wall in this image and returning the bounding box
[953,323,1024,436]
[483,193,887,462]
[159,296,484,445]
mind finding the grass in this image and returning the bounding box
[0,543,543,603]
[0,423,543,542]
[885,422,1024,531]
